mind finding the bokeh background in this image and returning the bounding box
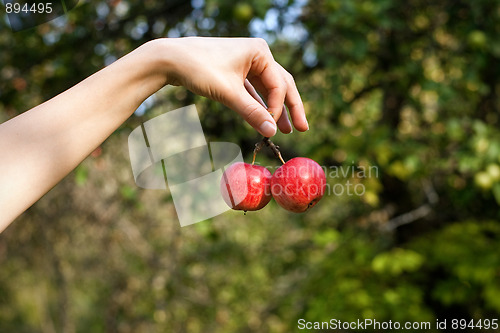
[1,0,500,332]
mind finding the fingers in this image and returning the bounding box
[228,81,277,137]
[244,79,267,109]
[277,63,309,132]
[193,37,307,136]
[248,41,308,132]
[245,80,293,134]
[255,63,286,123]
[276,105,293,133]
[248,69,305,133]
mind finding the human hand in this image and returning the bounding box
[163,37,308,137]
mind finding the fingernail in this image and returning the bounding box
[260,121,277,137]
[306,120,310,131]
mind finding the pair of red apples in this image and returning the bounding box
[220,156,327,213]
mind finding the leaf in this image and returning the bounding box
[313,229,340,246]
[372,248,424,275]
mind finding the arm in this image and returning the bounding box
[0,37,307,232]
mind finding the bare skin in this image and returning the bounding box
[0,37,308,233]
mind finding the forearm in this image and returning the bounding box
[0,39,169,231]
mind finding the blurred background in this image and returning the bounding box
[1,0,500,332]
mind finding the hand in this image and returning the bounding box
[163,37,309,137]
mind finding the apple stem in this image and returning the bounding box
[252,140,266,165]
[252,137,286,165]
[262,137,286,165]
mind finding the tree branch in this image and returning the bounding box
[382,179,439,231]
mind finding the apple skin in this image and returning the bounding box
[220,162,272,211]
[271,157,326,213]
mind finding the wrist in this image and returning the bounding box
[139,38,184,88]
[134,38,172,90]
[152,37,184,87]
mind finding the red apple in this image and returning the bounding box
[271,157,326,212]
[220,162,272,212]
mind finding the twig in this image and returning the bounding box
[382,204,432,231]
[262,137,286,164]
[252,140,266,165]
[381,178,440,231]
[252,137,286,165]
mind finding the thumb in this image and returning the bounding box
[228,86,277,137]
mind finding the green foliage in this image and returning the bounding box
[411,221,500,314]
[1,0,500,331]
[372,248,424,276]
